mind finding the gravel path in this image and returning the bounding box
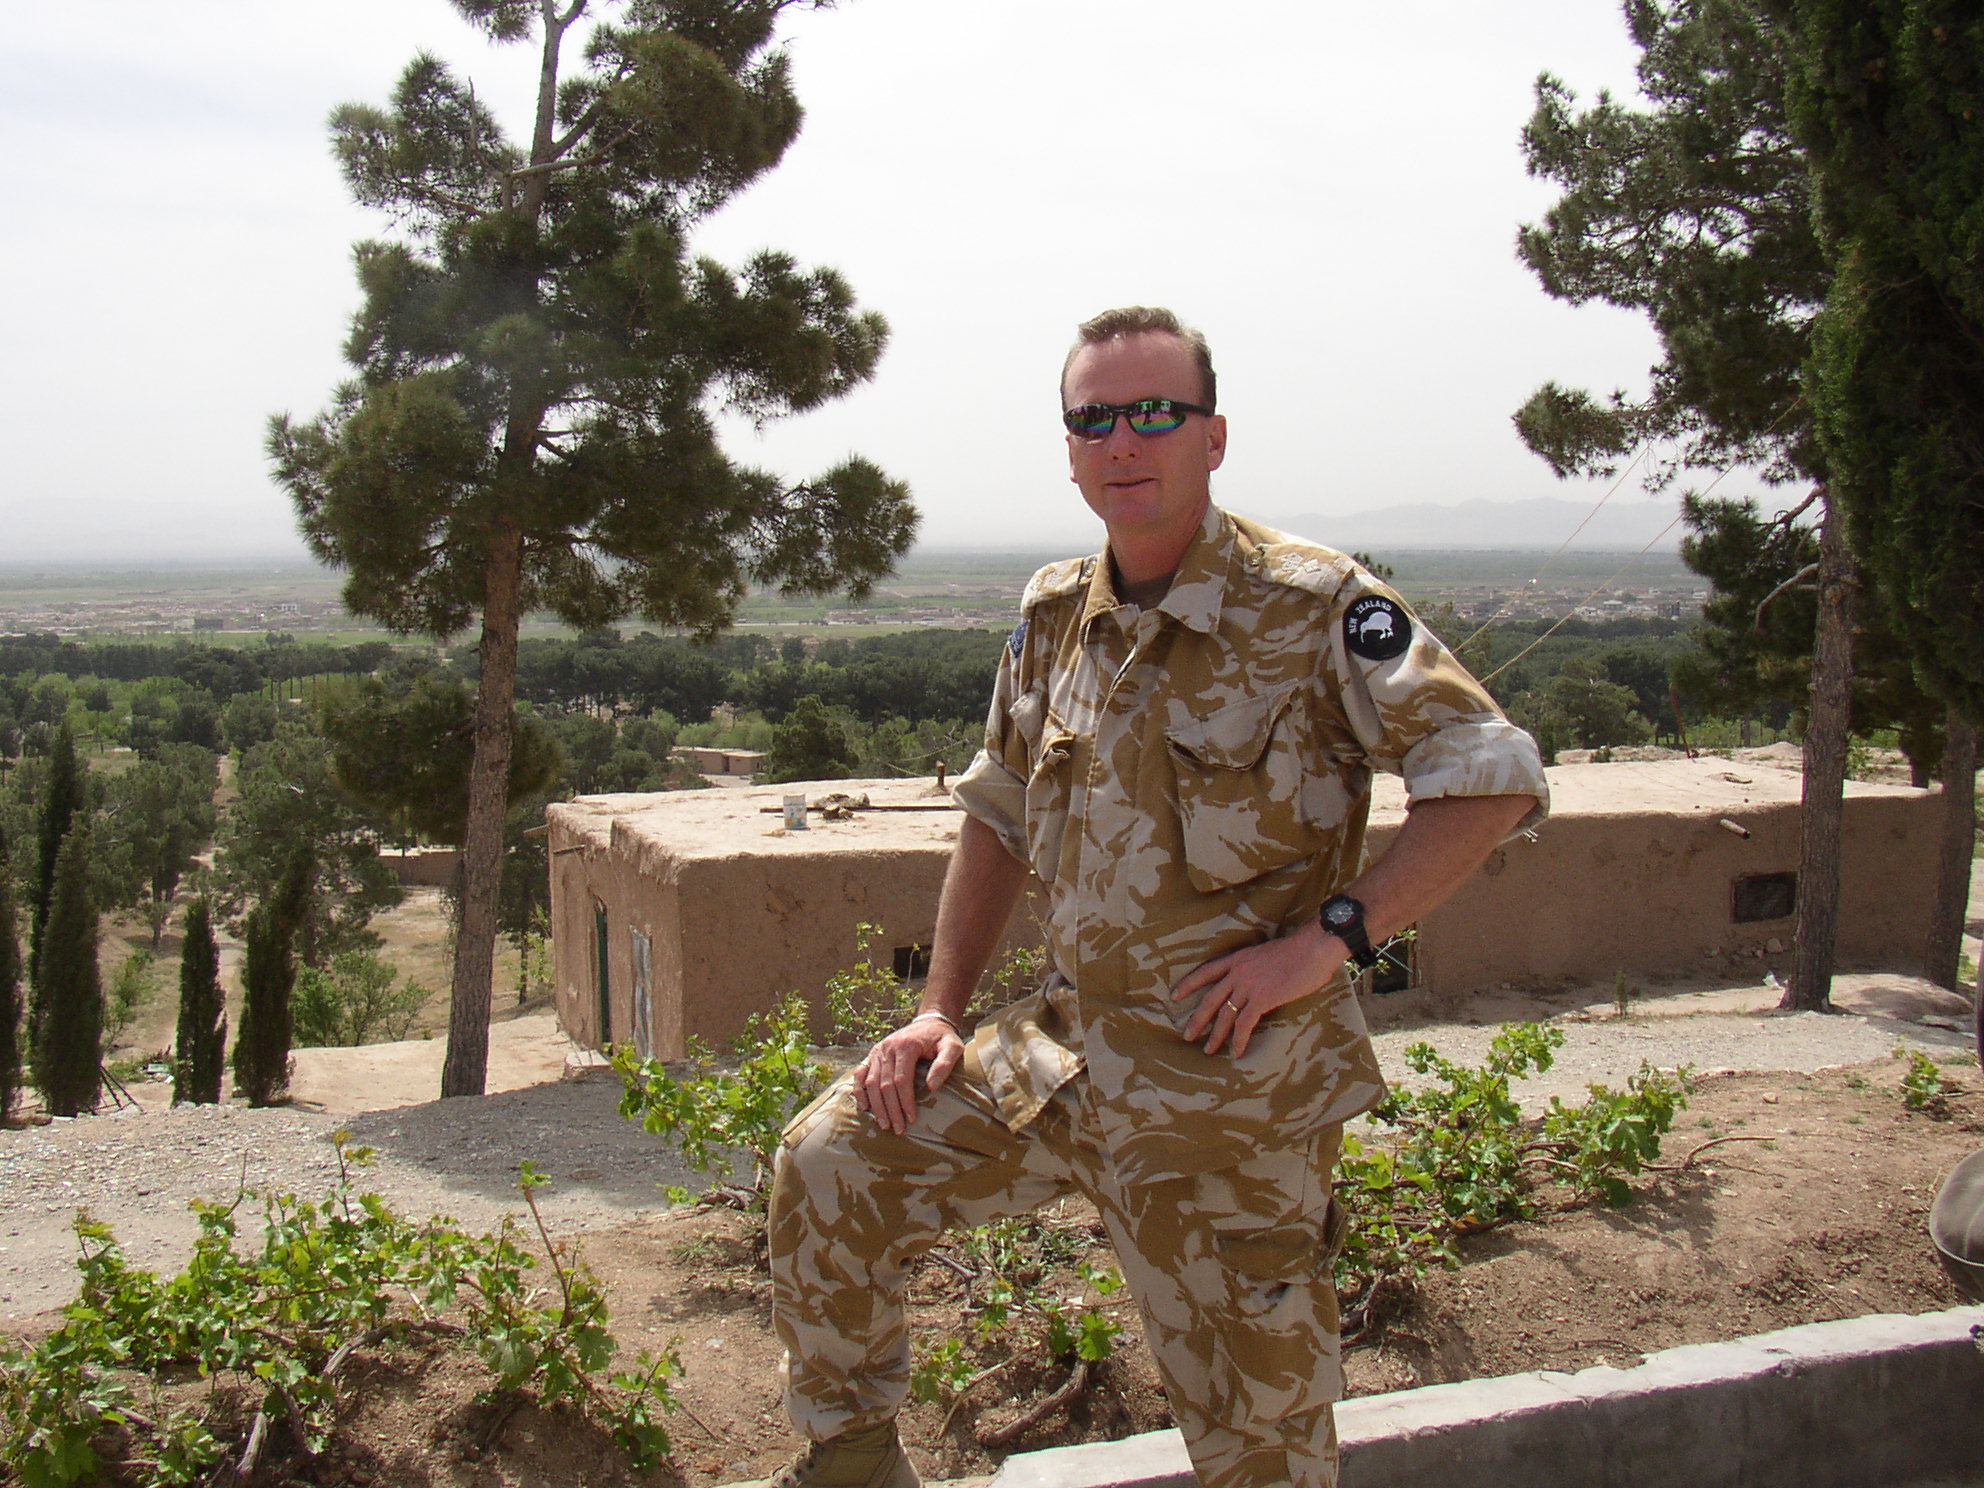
[3,981,1975,1321]
[0,1077,699,1320]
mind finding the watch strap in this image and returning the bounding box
[1320,893,1381,971]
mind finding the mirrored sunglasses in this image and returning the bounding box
[1061,398,1214,441]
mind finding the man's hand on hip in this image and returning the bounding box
[852,1014,964,1135]
[1173,921,1344,1058]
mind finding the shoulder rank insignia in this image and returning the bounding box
[1344,594,1412,661]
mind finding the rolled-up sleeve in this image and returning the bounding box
[1330,578,1549,837]
[1401,718,1549,835]
[953,748,1027,858]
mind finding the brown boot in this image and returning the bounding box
[754,1421,920,1488]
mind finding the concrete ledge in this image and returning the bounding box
[988,1307,1984,1488]
[561,1048,614,1082]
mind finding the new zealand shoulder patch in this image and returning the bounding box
[1344,594,1412,662]
[1007,617,1028,659]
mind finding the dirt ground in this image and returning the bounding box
[538,1063,1984,1486]
[22,841,1983,1487]
[10,1030,1980,1487]
[75,1058,1972,1488]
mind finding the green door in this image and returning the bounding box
[594,902,612,1048]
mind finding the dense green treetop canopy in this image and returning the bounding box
[318,672,561,843]
[270,0,914,643]
[1787,0,1984,721]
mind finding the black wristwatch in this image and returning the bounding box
[1319,894,1381,971]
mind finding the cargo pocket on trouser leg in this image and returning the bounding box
[1210,1210,1344,1427]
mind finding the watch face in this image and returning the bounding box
[1324,900,1357,929]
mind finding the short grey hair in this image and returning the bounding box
[1060,306,1217,410]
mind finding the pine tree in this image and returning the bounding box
[28,722,85,991]
[268,0,915,1098]
[1511,0,1943,1012]
[31,826,102,1119]
[759,694,858,784]
[231,852,309,1108]
[173,896,226,1106]
[316,672,561,844]
[0,824,22,1122]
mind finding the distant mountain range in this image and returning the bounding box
[1257,497,1685,552]
[922,497,1691,557]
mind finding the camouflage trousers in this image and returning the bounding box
[768,1049,1345,1488]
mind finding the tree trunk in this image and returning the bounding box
[1925,707,1976,994]
[1784,503,1857,1013]
[438,6,571,1099]
[440,524,525,1098]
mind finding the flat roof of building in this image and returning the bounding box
[546,750,1928,865]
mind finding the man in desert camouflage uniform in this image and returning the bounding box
[758,308,1549,1488]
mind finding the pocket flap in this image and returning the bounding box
[1008,691,1044,748]
[1213,1217,1324,1283]
[1035,729,1076,770]
[1166,689,1292,772]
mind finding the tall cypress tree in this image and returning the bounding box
[29,723,85,991]
[231,850,308,1107]
[268,0,915,1099]
[231,907,288,1107]
[1787,0,1984,1003]
[0,824,22,1122]
[1788,0,1984,725]
[31,826,102,1119]
[173,896,226,1106]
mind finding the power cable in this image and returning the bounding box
[1453,440,1652,657]
[1478,460,1748,688]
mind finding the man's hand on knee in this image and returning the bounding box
[852,1013,964,1135]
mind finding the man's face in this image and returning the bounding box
[1063,332,1227,550]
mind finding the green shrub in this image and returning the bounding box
[909,1212,1125,1435]
[614,994,830,1209]
[825,923,1045,1046]
[104,947,156,1043]
[0,1141,680,1486]
[292,950,428,1047]
[1336,1024,1689,1303]
[1900,1048,1957,1115]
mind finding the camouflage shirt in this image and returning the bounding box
[952,505,1549,1187]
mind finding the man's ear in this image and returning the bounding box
[1205,414,1228,471]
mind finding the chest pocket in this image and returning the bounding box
[1165,688,1318,893]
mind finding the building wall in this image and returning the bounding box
[1394,792,1935,994]
[552,833,1047,1058]
[549,817,684,1058]
[550,770,1944,1061]
[380,847,460,888]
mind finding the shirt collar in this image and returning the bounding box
[1079,503,1235,638]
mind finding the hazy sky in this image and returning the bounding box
[3,0,1676,564]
